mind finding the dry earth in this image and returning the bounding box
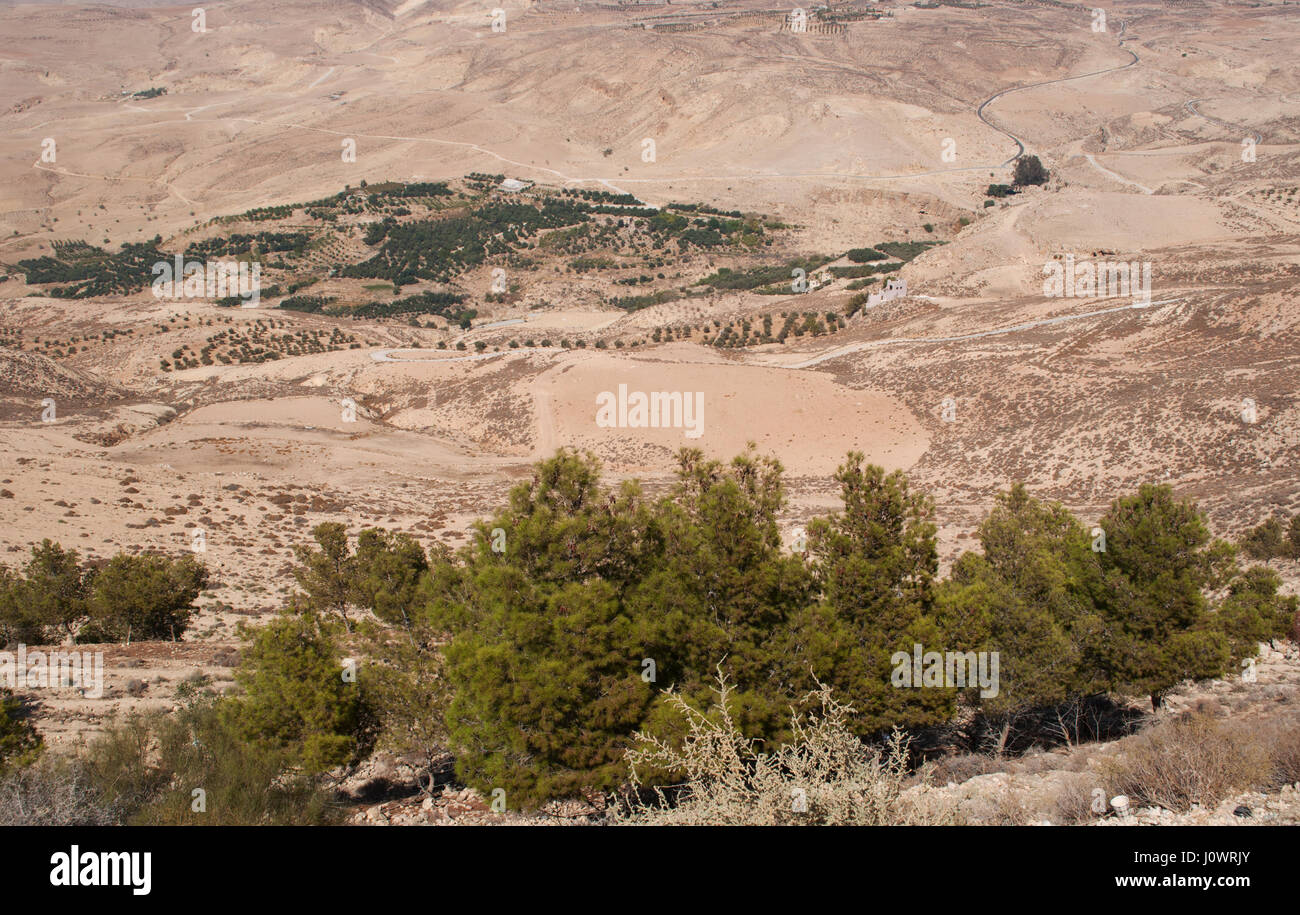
[0,0,1297,820]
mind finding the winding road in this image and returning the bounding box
[976,19,1140,167]
[1184,98,1263,145]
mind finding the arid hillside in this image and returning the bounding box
[0,0,1296,823]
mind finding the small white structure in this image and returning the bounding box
[864,277,907,308]
[498,178,533,193]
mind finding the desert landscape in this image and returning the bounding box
[0,0,1297,833]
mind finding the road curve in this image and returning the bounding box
[1184,98,1263,145]
[976,19,1140,167]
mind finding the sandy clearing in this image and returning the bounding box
[538,353,928,475]
[1083,154,1155,195]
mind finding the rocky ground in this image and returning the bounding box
[339,642,1300,827]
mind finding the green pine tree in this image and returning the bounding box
[630,447,815,744]
[429,450,660,807]
[1013,154,1049,186]
[223,610,364,773]
[1093,485,1276,708]
[791,454,954,737]
[292,522,357,631]
[0,689,42,775]
[0,541,93,645]
[351,528,428,629]
[88,552,207,643]
[937,484,1104,751]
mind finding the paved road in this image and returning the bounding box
[977,19,1140,167]
[1184,98,1263,145]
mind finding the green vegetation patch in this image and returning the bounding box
[695,256,833,292]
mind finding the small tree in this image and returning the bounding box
[1240,515,1284,559]
[1013,155,1049,187]
[1213,565,1297,658]
[135,698,337,825]
[223,610,364,774]
[792,454,954,738]
[0,565,39,648]
[1092,485,1286,708]
[430,450,660,807]
[937,484,1104,752]
[1240,513,1300,560]
[88,553,207,643]
[0,541,93,645]
[292,523,356,631]
[359,626,450,794]
[351,528,428,629]
[631,447,815,745]
[0,690,42,775]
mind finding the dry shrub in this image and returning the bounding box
[1,703,339,826]
[1053,774,1103,825]
[0,758,123,825]
[1101,711,1270,812]
[924,752,1003,786]
[617,676,953,826]
[983,789,1034,825]
[212,647,240,668]
[1190,698,1224,717]
[1013,750,1069,776]
[1257,714,1300,788]
[953,781,1043,825]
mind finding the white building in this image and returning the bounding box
[864,277,907,308]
